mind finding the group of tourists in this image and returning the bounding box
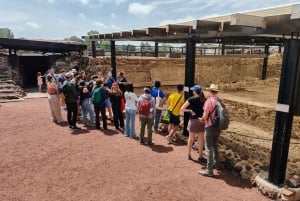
[43,66,224,177]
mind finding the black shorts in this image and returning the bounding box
[169,113,180,126]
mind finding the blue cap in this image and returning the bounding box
[190,85,201,92]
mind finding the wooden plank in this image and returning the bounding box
[146,27,166,36]
[166,24,192,34]
[231,13,266,28]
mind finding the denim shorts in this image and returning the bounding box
[105,98,111,107]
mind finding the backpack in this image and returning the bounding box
[62,83,69,98]
[138,96,151,116]
[211,99,230,130]
[92,87,102,104]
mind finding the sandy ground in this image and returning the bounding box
[0,97,270,201]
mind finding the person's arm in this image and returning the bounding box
[180,100,195,116]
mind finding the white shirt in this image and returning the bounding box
[124,91,138,110]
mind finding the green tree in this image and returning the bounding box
[0,28,14,38]
[140,42,154,51]
[159,43,173,52]
[99,40,110,51]
[83,30,100,45]
[64,35,83,43]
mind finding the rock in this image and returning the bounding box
[286,178,300,188]
[241,154,249,160]
[241,169,253,180]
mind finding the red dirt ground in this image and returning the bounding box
[0,98,270,201]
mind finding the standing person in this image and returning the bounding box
[116,72,128,95]
[37,72,43,92]
[57,69,67,109]
[198,84,221,177]
[137,85,155,145]
[78,81,95,127]
[46,75,65,124]
[109,82,124,130]
[180,85,206,163]
[106,72,115,89]
[151,81,166,133]
[103,82,114,123]
[165,84,185,144]
[124,83,138,138]
[92,79,107,130]
[63,73,81,130]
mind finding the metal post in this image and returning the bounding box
[278,45,282,53]
[91,41,96,58]
[154,42,158,58]
[268,39,300,185]
[221,44,225,55]
[262,45,269,80]
[110,40,116,78]
[183,38,196,136]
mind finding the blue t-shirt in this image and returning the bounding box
[151,87,165,100]
[106,77,115,89]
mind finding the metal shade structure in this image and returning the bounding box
[82,4,300,45]
[0,37,87,54]
[83,3,300,186]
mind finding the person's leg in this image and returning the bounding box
[187,132,195,159]
[71,102,78,127]
[129,110,136,138]
[147,117,154,144]
[139,117,146,144]
[66,103,72,127]
[100,103,107,129]
[81,101,88,125]
[48,97,56,122]
[198,127,214,176]
[198,131,205,158]
[118,108,124,128]
[86,103,95,125]
[94,105,100,129]
[212,129,221,168]
[112,106,119,129]
[154,109,162,132]
[52,96,64,122]
[125,109,130,136]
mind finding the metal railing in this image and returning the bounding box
[88,45,279,58]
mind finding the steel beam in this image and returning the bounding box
[91,41,96,58]
[110,40,116,79]
[268,39,300,185]
[183,38,196,136]
[262,45,269,80]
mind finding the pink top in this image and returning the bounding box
[203,94,218,128]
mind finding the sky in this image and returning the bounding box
[1,0,299,42]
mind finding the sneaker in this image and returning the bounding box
[140,140,145,145]
[71,126,81,130]
[198,169,213,177]
[186,155,192,160]
[197,157,207,164]
[165,135,172,144]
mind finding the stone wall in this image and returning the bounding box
[87,54,282,89]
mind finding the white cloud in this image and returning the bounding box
[94,21,107,28]
[26,22,41,29]
[128,2,155,15]
[111,12,117,18]
[77,0,89,5]
[115,0,127,4]
[78,13,86,19]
